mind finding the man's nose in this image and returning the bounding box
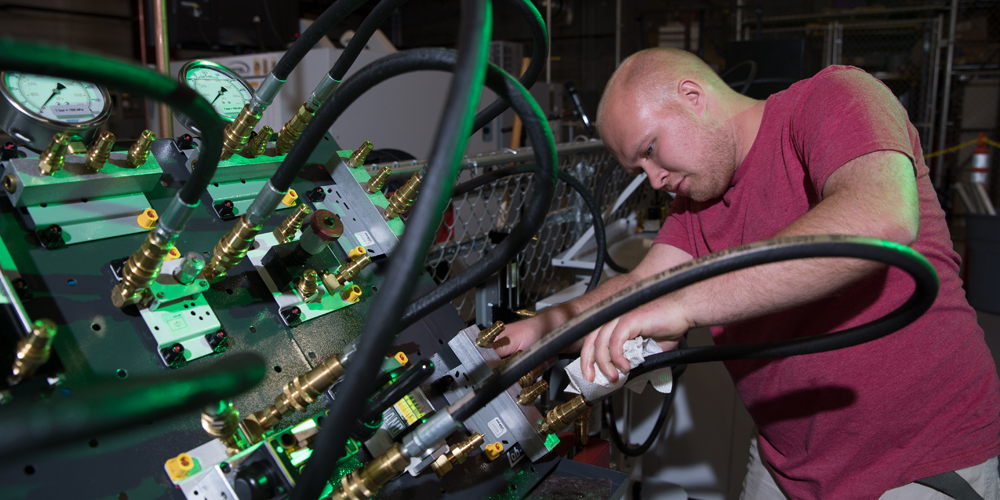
[645,166,668,190]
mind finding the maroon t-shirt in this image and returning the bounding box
[655,66,1000,499]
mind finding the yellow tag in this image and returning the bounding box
[394,352,408,365]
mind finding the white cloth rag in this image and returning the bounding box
[564,336,673,401]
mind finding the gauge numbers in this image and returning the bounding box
[185,66,252,120]
[4,73,107,124]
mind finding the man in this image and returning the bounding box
[494,47,1000,499]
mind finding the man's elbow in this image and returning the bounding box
[884,216,919,246]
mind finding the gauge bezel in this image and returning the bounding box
[176,60,254,135]
[0,71,112,151]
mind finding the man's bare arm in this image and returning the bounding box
[585,150,920,381]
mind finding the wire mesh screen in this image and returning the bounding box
[413,142,655,322]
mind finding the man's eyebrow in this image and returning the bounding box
[629,133,652,162]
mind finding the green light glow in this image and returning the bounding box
[292,419,317,433]
[544,433,560,450]
[289,448,313,467]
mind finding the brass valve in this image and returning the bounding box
[574,408,592,446]
[8,319,57,386]
[245,125,273,158]
[366,166,391,194]
[320,253,372,292]
[274,102,314,155]
[475,321,505,348]
[38,133,69,175]
[127,130,156,168]
[202,214,263,282]
[538,394,592,436]
[112,231,174,308]
[220,104,262,160]
[201,400,241,455]
[273,203,311,243]
[348,141,373,168]
[431,433,485,478]
[384,172,421,219]
[517,379,548,406]
[239,353,346,443]
[327,443,409,500]
[84,131,115,172]
[296,269,320,301]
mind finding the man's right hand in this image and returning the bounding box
[492,316,547,357]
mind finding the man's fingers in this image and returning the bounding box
[492,334,517,357]
[580,332,596,382]
[608,320,636,376]
[594,322,620,383]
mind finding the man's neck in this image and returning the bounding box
[729,97,766,166]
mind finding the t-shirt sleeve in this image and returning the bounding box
[793,66,916,198]
[653,194,693,256]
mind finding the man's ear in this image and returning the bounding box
[677,79,705,114]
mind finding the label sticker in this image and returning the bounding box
[166,315,187,331]
[487,417,507,439]
[355,231,375,247]
[507,444,524,467]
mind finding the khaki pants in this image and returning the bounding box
[740,430,1000,499]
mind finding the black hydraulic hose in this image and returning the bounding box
[451,165,604,292]
[451,235,939,422]
[0,353,265,462]
[329,0,409,82]
[592,167,631,274]
[289,4,492,500]
[720,59,757,96]
[360,360,435,423]
[0,39,222,206]
[470,0,548,134]
[271,0,371,81]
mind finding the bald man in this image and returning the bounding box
[494,48,1000,499]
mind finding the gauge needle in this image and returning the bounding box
[210,86,227,106]
[40,82,66,110]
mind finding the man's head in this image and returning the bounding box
[597,48,745,202]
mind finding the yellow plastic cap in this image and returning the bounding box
[394,352,408,365]
[282,189,299,206]
[137,208,158,229]
[484,442,504,461]
[340,284,362,303]
[348,246,367,259]
[166,452,195,480]
[165,247,182,261]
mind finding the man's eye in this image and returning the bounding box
[645,145,653,156]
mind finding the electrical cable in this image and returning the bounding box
[451,165,604,291]
[720,59,757,96]
[271,0,370,81]
[0,353,265,461]
[450,235,939,422]
[0,39,222,208]
[329,0,409,82]
[288,3,492,499]
[592,167,632,274]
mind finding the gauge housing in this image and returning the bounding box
[0,71,112,152]
[176,60,254,135]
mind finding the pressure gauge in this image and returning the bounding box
[177,60,253,134]
[0,72,112,152]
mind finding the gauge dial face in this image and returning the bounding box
[184,65,252,120]
[3,72,108,124]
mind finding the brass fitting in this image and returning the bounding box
[112,231,174,308]
[348,141,373,168]
[8,318,57,386]
[245,125,273,158]
[517,379,548,406]
[431,433,485,478]
[519,364,545,388]
[475,320,505,348]
[201,400,241,455]
[296,269,319,301]
[384,172,421,219]
[366,166,391,194]
[220,104,262,160]
[38,133,69,175]
[126,130,156,168]
[240,353,346,442]
[328,443,409,500]
[321,253,372,292]
[273,203,311,243]
[84,131,115,172]
[3,173,17,193]
[202,214,263,282]
[538,394,593,436]
[574,408,592,446]
[496,350,522,371]
[275,102,314,155]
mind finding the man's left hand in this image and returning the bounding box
[579,295,691,382]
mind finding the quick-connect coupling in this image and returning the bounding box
[112,230,174,308]
[127,130,156,168]
[517,379,548,406]
[220,104,262,160]
[273,203,311,244]
[327,444,409,500]
[249,73,285,114]
[244,125,273,158]
[202,214,262,282]
[155,195,200,243]
[431,433,485,477]
[366,166,391,194]
[274,102,315,155]
[320,252,372,292]
[239,353,346,443]
[201,400,241,455]
[306,74,340,110]
[476,321,505,348]
[400,410,459,459]
[348,141,373,168]
[8,318,57,386]
[385,172,421,220]
[38,133,69,176]
[245,180,287,226]
[538,394,593,436]
[84,131,115,172]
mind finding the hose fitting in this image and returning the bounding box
[272,203,311,244]
[127,130,155,168]
[327,443,410,500]
[201,400,241,455]
[202,214,263,282]
[38,133,69,175]
[348,141,373,168]
[84,131,115,172]
[320,252,372,292]
[385,172,421,219]
[8,318,57,386]
[244,125,272,158]
[476,321,505,348]
[431,433,485,477]
[366,166,391,194]
[220,104,262,160]
[275,102,314,155]
[112,231,174,307]
[538,394,592,436]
